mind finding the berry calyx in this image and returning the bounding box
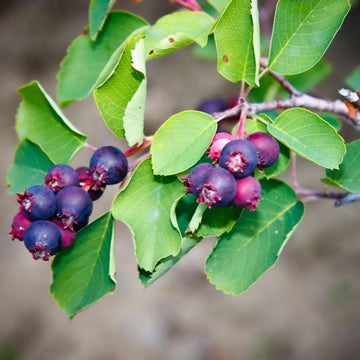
[246,132,280,170]
[197,167,236,208]
[184,163,213,196]
[45,164,80,192]
[23,220,62,261]
[219,139,258,178]
[233,176,262,210]
[76,166,106,201]
[89,146,128,186]
[9,211,32,241]
[17,185,56,221]
[56,186,93,230]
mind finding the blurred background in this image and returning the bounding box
[1,1,360,359]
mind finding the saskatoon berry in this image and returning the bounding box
[9,211,32,241]
[208,132,234,163]
[73,216,89,232]
[246,132,280,170]
[198,167,236,208]
[23,220,62,261]
[56,186,93,230]
[75,166,106,201]
[89,146,128,186]
[50,218,75,249]
[219,139,258,178]
[196,97,227,114]
[45,164,80,193]
[233,176,261,210]
[184,163,213,196]
[17,185,56,221]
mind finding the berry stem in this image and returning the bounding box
[234,105,248,139]
[123,136,153,158]
[170,0,203,12]
[84,142,98,151]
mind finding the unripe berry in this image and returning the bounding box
[23,220,62,261]
[198,167,236,208]
[9,211,32,241]
[184,163,213,196]
[56,186,93,230]
[89,146,128,185]
[208,132,234,163]
[17,185,56,221]
[233,176,262,210]
[45,164,80,193]
[219,139,258,178]
[246,132,280,170]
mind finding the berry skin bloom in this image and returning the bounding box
[17,185,57,221]
[89,146,128,186]
[219,139,258,178]
[23,220,62,261]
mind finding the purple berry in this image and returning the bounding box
[89,146,128,186]
[198,167,236,208]
[76,166,106,201]
[233,176,261,210]
[73,216,89,232]
[196,97,227,114]
[9,211,32,241]
[50,218,75,249]
[246,132,280,170]
[219,139,258,178]
[23,220,62,261]
[56,186,93,230]
[184,163,213,196]
[45,164,80,193]
[17,185,56,221]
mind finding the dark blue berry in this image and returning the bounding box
[23,220,62,261]
[56,186,93,230]
[89,146,128,185]
[233,176,261,210]
[246,132,280,170]
[17,185,56,221]
[184,163,213,196]
[196,97,227,114]
[198,167,236,208]
[45,164,80,193]
[219,139,258,178]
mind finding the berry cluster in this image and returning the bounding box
[9,146,128,261]
[184,132,280,210]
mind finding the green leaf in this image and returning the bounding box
[94,34,146,145]
[112,158,184,272]
[51,212,116,319]
[323,139,360,192]
[205,179,304,295]
[268,0,350,75]
[57,11,148,106]
[192,34,217,61]
[88,0,116,41]
[268,108,345,169]
[139,237,201,287]
[207,0,231,13]
[346,66,360,90]
[151,111,217,175]
[144,11,213,60]
[214,0,260,85]
[7,139,55,194]
[16,81,86,164]
[245,117,290,178]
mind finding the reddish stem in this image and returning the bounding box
[123,137,152,158]
[170,0,203,11]
[84,142,97,151]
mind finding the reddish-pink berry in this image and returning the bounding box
[233,176,261,210]
[9,211,32,241]
[208,132,234,163]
